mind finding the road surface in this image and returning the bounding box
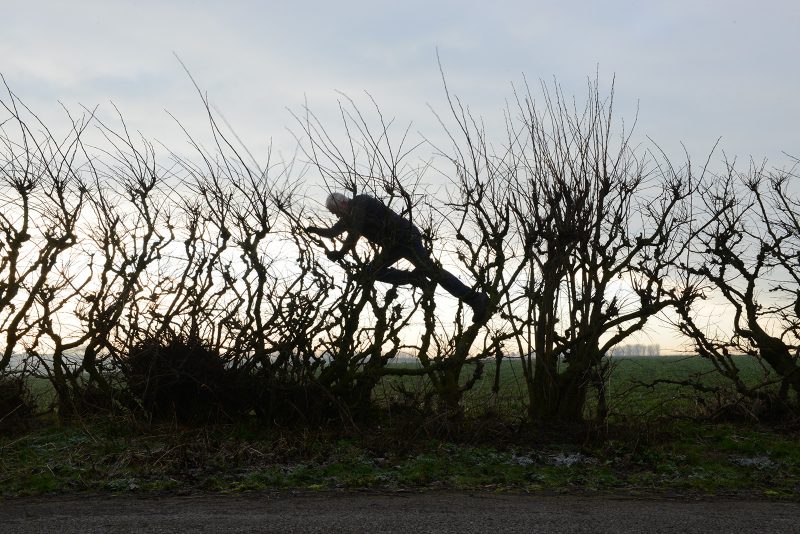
[2,491,798,533]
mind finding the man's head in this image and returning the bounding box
[325,192,351,217]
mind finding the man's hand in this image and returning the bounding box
[326,249,345,261]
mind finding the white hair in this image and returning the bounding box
[325,192,349,212]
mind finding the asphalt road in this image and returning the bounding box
[1,491,798,533]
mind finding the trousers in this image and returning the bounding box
[368,240,474,301]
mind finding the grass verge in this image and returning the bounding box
[2,417,798,499]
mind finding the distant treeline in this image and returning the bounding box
[609,344,661,358]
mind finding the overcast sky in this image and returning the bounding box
[3,1,799,351]
[3,0,798,166]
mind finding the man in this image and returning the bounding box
[305,193,489,322]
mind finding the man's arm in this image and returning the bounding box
[305,218,348,238]
[306,219,360,261]
[333,231,359,258]
[325,231,360,261]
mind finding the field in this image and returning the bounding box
[2,356,797,499]
[375,355,779,419]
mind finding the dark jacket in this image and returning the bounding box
[321,195,421,250]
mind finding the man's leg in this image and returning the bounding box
[404,243,470,298]
[366,247,426,287]
[404,242,489,321]
[373,266,425,286]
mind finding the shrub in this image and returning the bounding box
[0,375,35,435]
[125,335,231,423]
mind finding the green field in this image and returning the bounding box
[375,355,778,419]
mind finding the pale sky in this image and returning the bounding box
[3,0,799,352]
[3,1,798,162]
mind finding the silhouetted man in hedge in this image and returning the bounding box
[306,193,489,322]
